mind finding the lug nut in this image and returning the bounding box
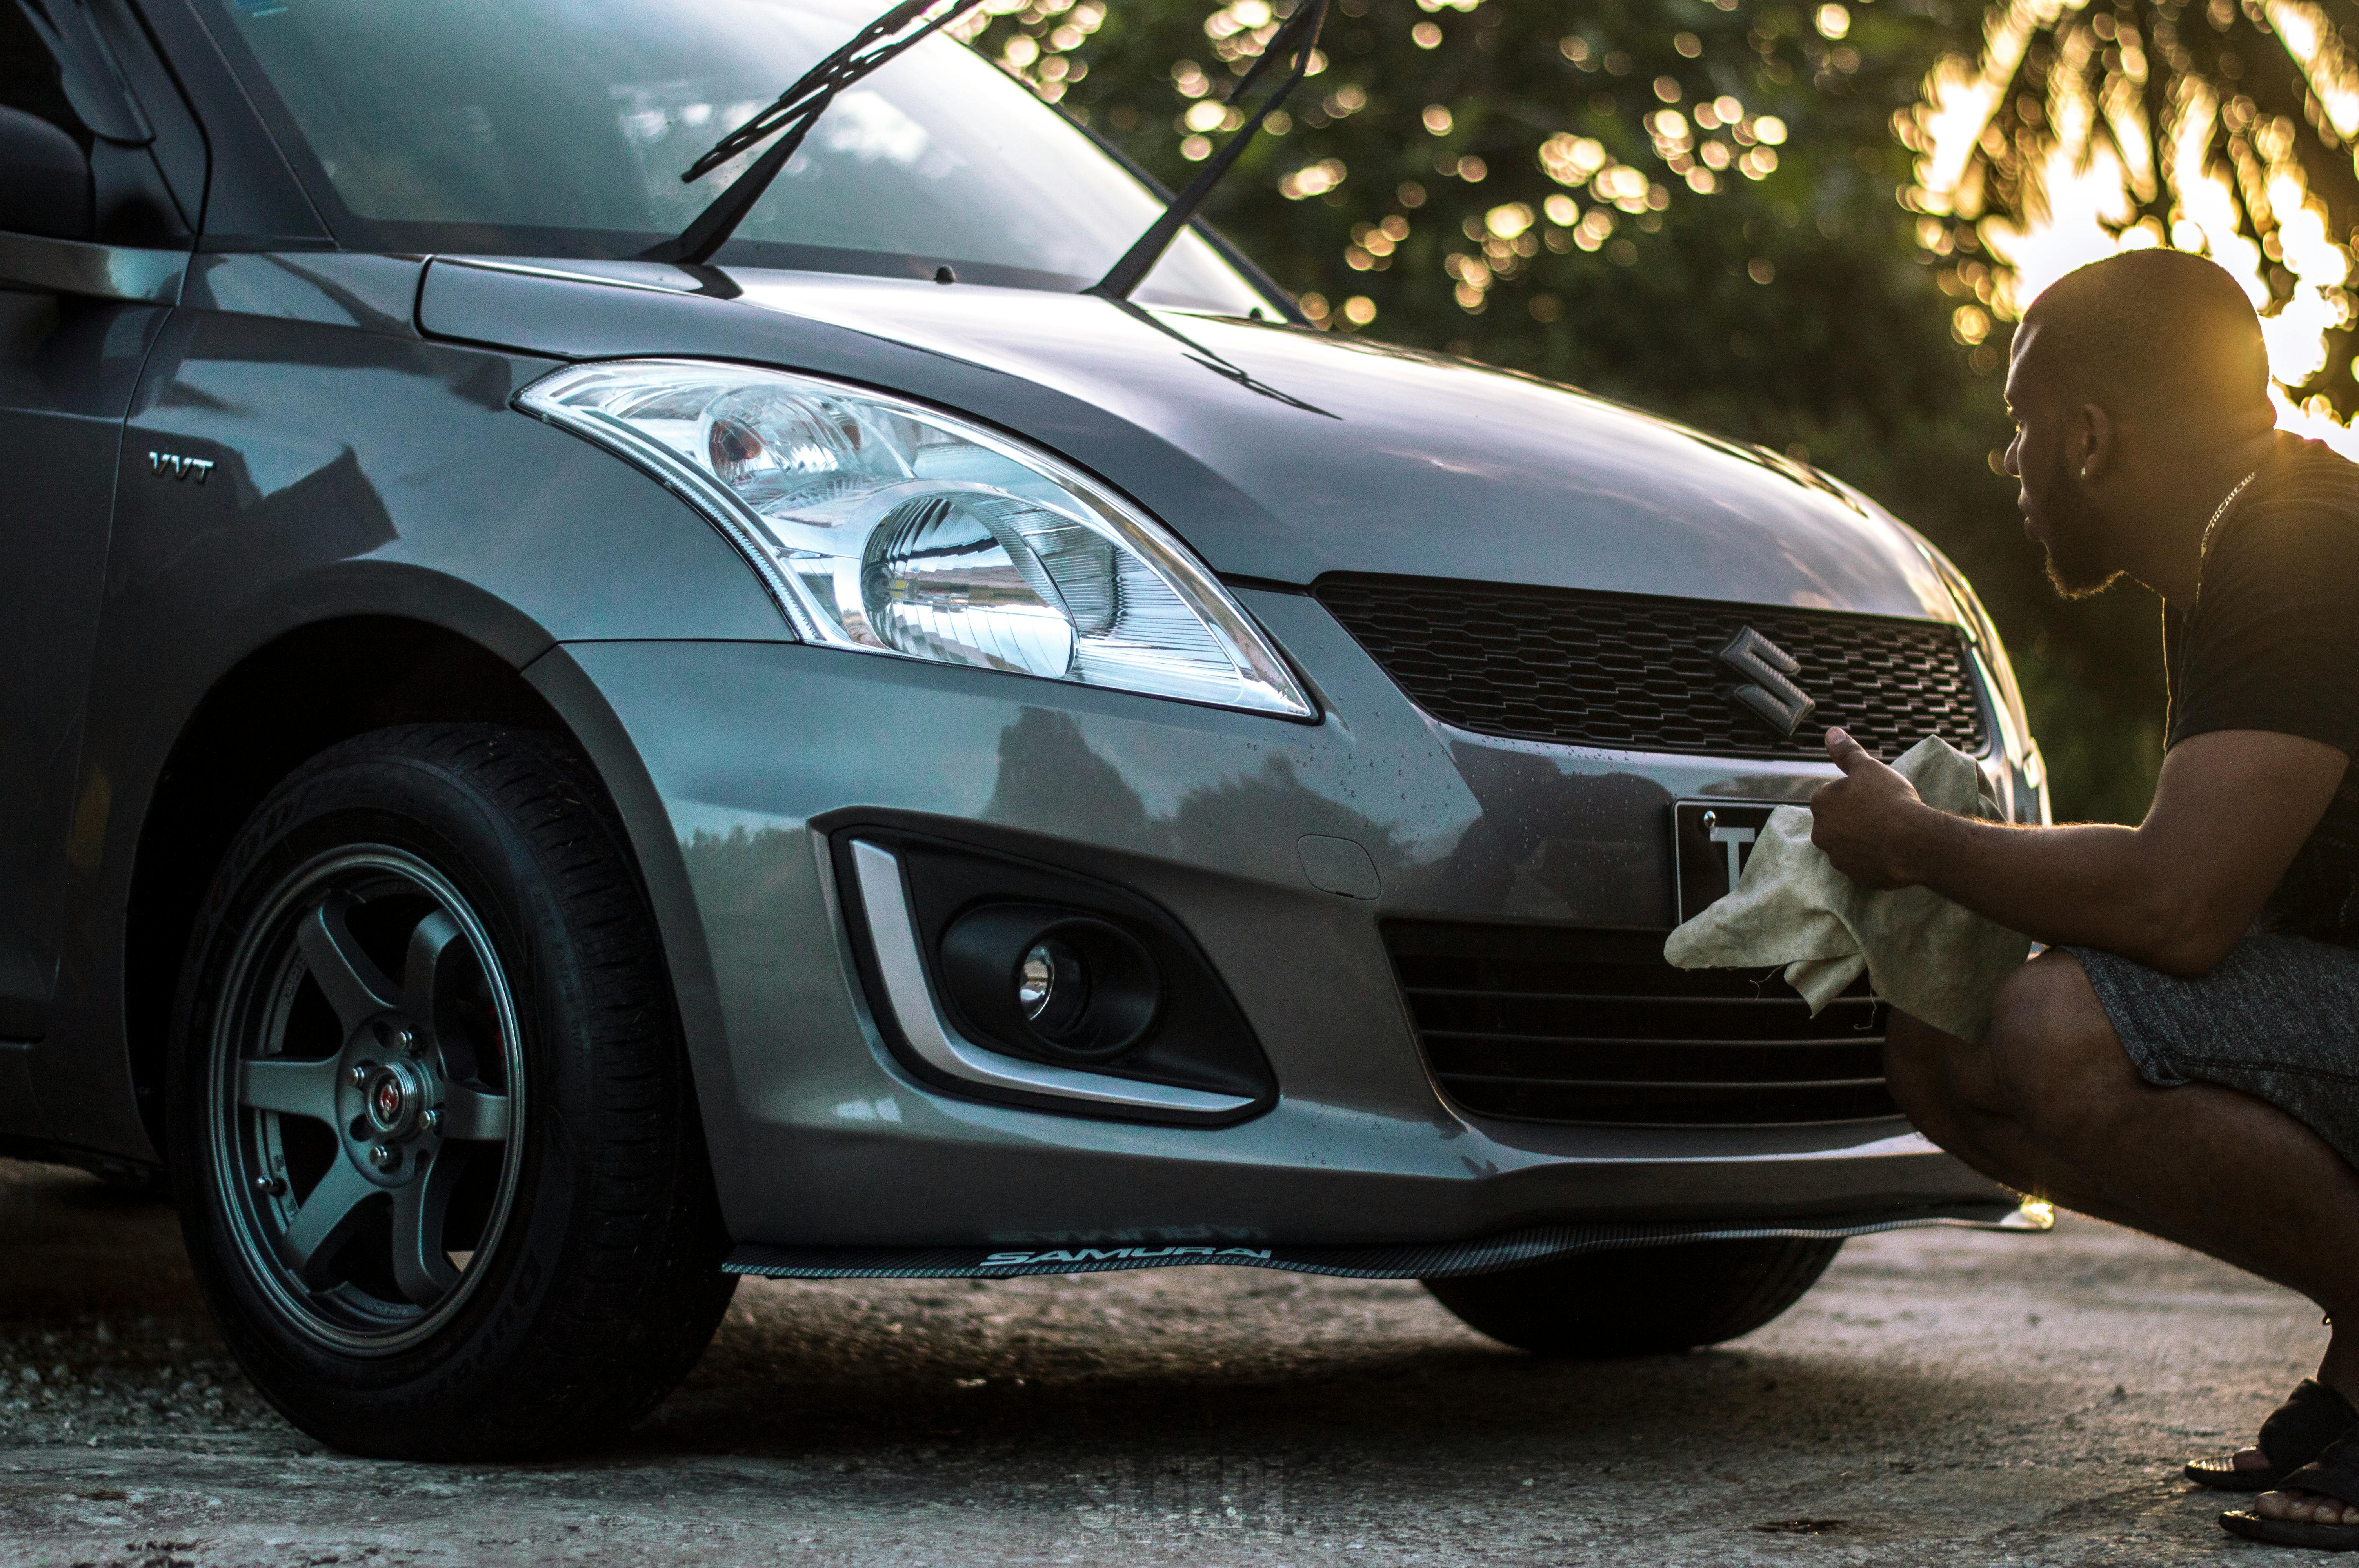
[369,1142,400,1172]
[393,1026,419,1056]
[349,1062,374,1088]
[420,1109,442,1136]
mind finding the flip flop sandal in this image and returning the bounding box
[2188,1379,2359,1492]
[2223,1429,2359,1550]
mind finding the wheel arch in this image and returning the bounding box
[124,615,572,1155]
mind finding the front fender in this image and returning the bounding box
[46,262,798,1154]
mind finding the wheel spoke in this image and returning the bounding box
[436,1083,512,1143]
[237,1056,343,1123]
[402,910,465,1029]
[297,897,399,1033]
[389,1151,463,1305]
[275,1158,378,1286]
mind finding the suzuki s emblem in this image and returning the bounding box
[147,450,215,484]
[1717,626,1817,740]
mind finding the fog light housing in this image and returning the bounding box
[833,828,1276,1122]
[941,905,1160,1062]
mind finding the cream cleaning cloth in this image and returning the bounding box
[1663,735,2031,1042]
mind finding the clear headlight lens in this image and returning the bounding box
[518,360,1314,719]
[1923,548,2033,757]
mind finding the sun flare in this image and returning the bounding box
[1904,0,2359,453]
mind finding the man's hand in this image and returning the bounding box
[1808,727,1932,889]
[1795,726,2341,973]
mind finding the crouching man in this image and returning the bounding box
[1808,248,2359,1551]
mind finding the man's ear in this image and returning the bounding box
[2072,401,2117,482]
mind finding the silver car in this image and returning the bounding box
[0,0,2044,1457]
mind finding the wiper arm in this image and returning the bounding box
[1087,0,1329,303]
[1100,294,1339,416]
[638,0,984,266]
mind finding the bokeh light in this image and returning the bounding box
[1905,0,2359,452]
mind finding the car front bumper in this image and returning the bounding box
[538,589,2022,1248]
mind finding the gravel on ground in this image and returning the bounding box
[0,1156,2320,1566]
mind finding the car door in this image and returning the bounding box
[0,0,194,1118]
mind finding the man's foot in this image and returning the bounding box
[2185,1444,2289,1491]
[2254,1488,2359,1526]
[2221,1428,2359,1547]
[2187,1379,2359,1492]
[2226,1424,2359,1544]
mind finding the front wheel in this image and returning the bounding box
[1422,1236,1843,1357]
[169,724,735,1459]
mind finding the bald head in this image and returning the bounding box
[2016,249,2272,425]
[2001,248,2288,603]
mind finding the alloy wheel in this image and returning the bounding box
[207,848,526,1355]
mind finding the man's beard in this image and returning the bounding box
[2036,452,2124,599]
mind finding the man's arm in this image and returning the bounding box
[1808,726,2347,976]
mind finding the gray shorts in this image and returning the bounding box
[2070,933,2359,1172]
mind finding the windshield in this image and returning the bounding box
[197,0,1268,312]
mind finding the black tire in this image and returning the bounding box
[1421,1236,1843,1357]
[167,724,735,1459]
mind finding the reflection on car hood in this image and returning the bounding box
[420,259,1958,622]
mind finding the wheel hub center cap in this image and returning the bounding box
[363,1059,430,1140]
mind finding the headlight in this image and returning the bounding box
[1922,548,2032,757]
[517,360,1315,719]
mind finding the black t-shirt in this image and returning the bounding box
[2165,432,2359,946]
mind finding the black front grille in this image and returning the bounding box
[1314,575,1987,760]
[1386,922,1897,1127]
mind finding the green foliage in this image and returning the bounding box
[1905,0,2359,422]
[966,0,2171,820]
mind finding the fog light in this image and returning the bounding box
[1015,938,1091,1038]
[1018,945,1056,1017]
[940,905,1158,1062]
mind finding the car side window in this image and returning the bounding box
[0,6,77,129]
[0,1,198,248]
[0,5,96,243]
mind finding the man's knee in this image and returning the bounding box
[1980,951,2142,1147]
[1883,1010,2005,1153]
[1883,1011,1965,1118]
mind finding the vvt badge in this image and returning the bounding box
[1717,626,1816,740]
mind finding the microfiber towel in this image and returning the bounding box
[1663,735,2032,1042]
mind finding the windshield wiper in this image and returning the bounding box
[639,0,985,266]
[1087,0,1329,302]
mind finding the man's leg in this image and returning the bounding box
[1885,950,2359,1523]
[1883,1003,2154,1241]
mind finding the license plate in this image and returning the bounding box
[1671,801,1785,924]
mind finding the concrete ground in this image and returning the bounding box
[0,1158,2325,1566]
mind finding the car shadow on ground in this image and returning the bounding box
[0,1162,191,1319]
[636,1269,2034,1477]
[11,1153,2319,1568]
[2,1155,2019,1477]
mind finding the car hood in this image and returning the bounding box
[420,258,1957,622]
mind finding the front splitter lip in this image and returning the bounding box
[723,1198,2052,1281]
[1443,1122,1951,1163]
